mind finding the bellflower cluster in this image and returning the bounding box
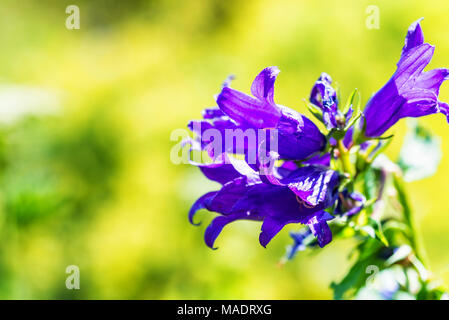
[188,67,339,249]
[184,19,449,299]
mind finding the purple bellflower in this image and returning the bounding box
[188,67,326,162]
[189,154,340,249]
[364,18,449,137]
[310,73,353,130]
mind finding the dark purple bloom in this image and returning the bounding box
[307,211,334,247]
[286,229,310,259]
[285,228,317,260]
[310,73,352,130]
[264,165,340,209]
[285,211,334,259]
[189,157,340,249]
[335,190,366,217]
[364,19,449,137]
[285,211,335,260]
[259,151,340,207]
[188,67,326,162]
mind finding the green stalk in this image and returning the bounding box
[337,139,354,177]
[393,174,428,267]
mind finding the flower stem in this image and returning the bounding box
[337,139,354,177]
[393,175,428,267]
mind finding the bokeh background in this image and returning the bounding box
[0,0,447,299]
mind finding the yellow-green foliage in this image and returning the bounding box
[0,0,447,299]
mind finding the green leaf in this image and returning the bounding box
[397,120,441,182]
[362,168,380,207]
[344,112,362,131]
[305,100,323,122]
[343,88,360,115]
[368,139,393,163]
[368,217,389,247]
[331,239,384,299]
[392,174,427,266]
[352,114,367,145]
[385,245,412,266]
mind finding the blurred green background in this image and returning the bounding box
[0,0,447,299]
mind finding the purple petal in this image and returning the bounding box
[363,82,403,137]
[250,66,280,105]
[310,73,335,108]
[343,126,354,149]
[217,87,280,129]
[282,166,340,208]
[188,118,237,150]
[335,190,366,217]
[439,101,449,121]
[192,153,261,185]
[307,211,333,248]
[189,192,217,225]
[202,107,225,119]
[189,154,241,185]
[303,153,331,166]
[286,229,310,259]
[396,44,434,90]
[276,106,326,159]
[206,177,250,214]
[415,68,449,95]
[198,163,241,185]
[205,214,243,249]
[276,161,300,178]
[188,116,263,159]
[259,218,285,248]
[345,106,354,121]
[309,73,339,129]
[398,89,438,118]
[402,18,424,55]
[345,206,363,217]
[364,42,436,137]
[193,173,338,249]
[350,191,366,203]
[226,154,261,184]
[260,158,340,210]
